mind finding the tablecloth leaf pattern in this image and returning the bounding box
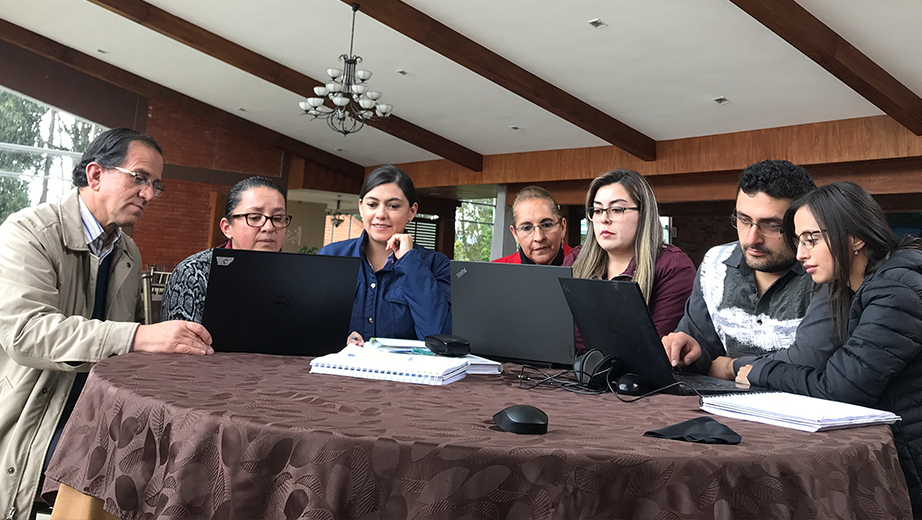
[44,353,913,520]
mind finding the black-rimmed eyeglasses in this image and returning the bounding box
[796,230,827,250]
[231,213,293,228]
[586,206,639,222]
[113,166,166,197]
[730,212,783,238]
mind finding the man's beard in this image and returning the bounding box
[742,244,797,273]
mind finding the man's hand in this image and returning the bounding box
[736,364,754,386]
[133,321,213,355]
[661,331,702,368]
[708,356,736,381]
[385,233,414,259]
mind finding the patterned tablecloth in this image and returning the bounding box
[44,352,912,520]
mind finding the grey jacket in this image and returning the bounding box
[0,190,141,520]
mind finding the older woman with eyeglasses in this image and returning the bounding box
[565,170,695,350]
[734,182,922,515]
[493,186,572,265]
[161,176,291,323]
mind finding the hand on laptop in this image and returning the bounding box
[346,332,365,347]
[662,331,701,368]
[134,321,213,355]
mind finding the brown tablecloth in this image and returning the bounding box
[44,352,912,520]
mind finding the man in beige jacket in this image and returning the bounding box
[0,128,213,520]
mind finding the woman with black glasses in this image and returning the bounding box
[565,169,695,350]
[736,182,922,515]
[161,176,291,323]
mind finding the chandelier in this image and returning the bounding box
[299,3,393,136]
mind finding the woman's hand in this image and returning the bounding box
[386,233,414,259]
[346,332,364,346]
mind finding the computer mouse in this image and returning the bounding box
[616,373,653,396]
[492,404,548,435]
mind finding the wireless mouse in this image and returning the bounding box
[616,373,653,396]
[492,404,548,435]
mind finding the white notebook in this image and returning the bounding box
[310,345,468,385]
[365,337,503,374]
[700,392,901,432]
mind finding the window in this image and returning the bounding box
[454,198,494,261]
[0,85,107,222]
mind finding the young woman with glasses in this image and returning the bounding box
[319,165,451,346]
[565,170,695,349]
[161,176,291,323]
[735,182,922,514]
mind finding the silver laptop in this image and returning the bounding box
[450,261,575,366]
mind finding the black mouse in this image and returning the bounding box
[616,373,653,396]
[492,404,548,435]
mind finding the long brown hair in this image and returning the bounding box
[572,170,664,303]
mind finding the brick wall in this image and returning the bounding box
[145,100,283,176]
[133,100,286,268]
[133,179,231,269]
[324,215,364,245]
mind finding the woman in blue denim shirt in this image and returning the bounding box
[319,165,451,345]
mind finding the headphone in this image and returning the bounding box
[572,349,624,391]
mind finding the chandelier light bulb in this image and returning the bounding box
[300,3,393,135]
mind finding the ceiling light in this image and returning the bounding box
[587,18,608,29]
[713,96,731,105]
[299,3,393,136]
[509,125,522,131]
[396,69,409,76]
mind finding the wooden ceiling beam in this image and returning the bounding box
[730,0,922,135]
[85,0,484,172]
[0,18,365,180]
[347,0,657,161]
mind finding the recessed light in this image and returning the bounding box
[97,49,108,54]
[509,125,522,131]
[396,69,409,76]
[713,96,731,105]
[587,18,608,29]
[334,147,344,152]
[237,107,246,112]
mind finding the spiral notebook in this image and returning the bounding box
[310,345,468,385]
[700,392,901,432]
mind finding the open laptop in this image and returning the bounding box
[450,261,575,366]
[202,249,360,356]
[558,278,758,395]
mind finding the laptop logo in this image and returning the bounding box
[274,296,289,310]
[216,257,234,266]
[455,267,467,279]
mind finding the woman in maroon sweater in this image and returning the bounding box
[566,170,695,352]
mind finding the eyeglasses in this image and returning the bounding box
[586,206,639,222]
[514,220,560,235]
[231,213,293,228]
[796,230,827,250]
[730,212,783,238]
[112,167,166,197]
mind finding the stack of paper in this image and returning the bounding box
[365,338,503,374]
[310,345,468,385]
[700,392,901,432]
